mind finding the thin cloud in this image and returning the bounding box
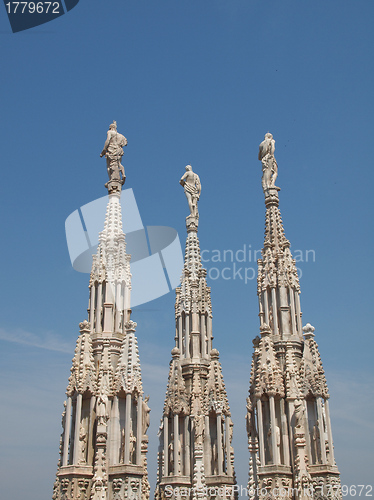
[0,328,73,353]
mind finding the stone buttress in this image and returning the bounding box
[52,176,150,500]
[246,135,341,499]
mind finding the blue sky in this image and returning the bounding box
[0,1,373,498]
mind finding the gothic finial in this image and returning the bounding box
[259,132,278,193]
[179,165,201,218]
[302,322,316,339]
[100,121,128,193]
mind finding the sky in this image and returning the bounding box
[0,1,373,499]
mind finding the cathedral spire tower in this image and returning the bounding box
[246,134,341,499]
[53,122,150,500]
[155,166,236,500]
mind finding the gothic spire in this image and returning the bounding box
[246,133,341,499]
[53,123,150,500]
[155,166,236,500]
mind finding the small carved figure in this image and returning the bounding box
[168,433,174,472]
[267,426,273,462]
[100,121,127,184]
[194,412,204,446]
[120,428,126,463]
[97,393,109,425]
[212,440,218,474]
[129,430,136,464]
[258,132,278,192]
[142,395,151,435]
[78,423,87,464]
[294,399,305,429]
[157,418,164,437]
[179,165,201,217]
[312,421,321,463]
[246,397,257,437]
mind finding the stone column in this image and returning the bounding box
[137,394,142,465]
[178,316,183,353]
[96,283,102,333]
[304,401,311,464]
[316,397,327,464]
[200,314,206,358]
[258,296,265,327]
[287,400,295,464]
[164,416,169,476]
[115,282,121,332]
[103,282,114,333]
[324,399,335,465]
[271,288,279,335]
[295,292,302,335]
[62,396,72,466]
[87,395,96,465]
[185,416,190,477]
[124,285,130,322]
[279,286,291,335]
[280,399,290,466]
[204,415,211,475]
[225,417,232,476]
[263,289,269,325]
[110,396,120,464]
[89,286,95,332]
[73,393,82,464]
[185,314,190,358]
[269,396,279,465]
[207,316,213,353]
[124,392,132,464]
[289,288,297,336]
[174,413,179,475]
[217,414,223,475]
[257,400,265,466]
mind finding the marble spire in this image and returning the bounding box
[246,134,341,499]
[155,166,236,500]
[52,123,150,500]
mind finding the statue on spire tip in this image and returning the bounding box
[180,165,201,217]
[259,132,278,193]
[100,121,127,188]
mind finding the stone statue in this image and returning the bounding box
[100,121,127,185]
[294,399,305,431]
[78,423,87,464]
[312,422,321,463]
[258,132,278,192]
[120,428,126,463]
[194,412,204,447]
[246,397,255,436]
[129,430,136,464]
[179,165,201,217]
[267,426,273,462]
[142,395,151,435]
[97,393,109,425]
[168,433,174,472]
